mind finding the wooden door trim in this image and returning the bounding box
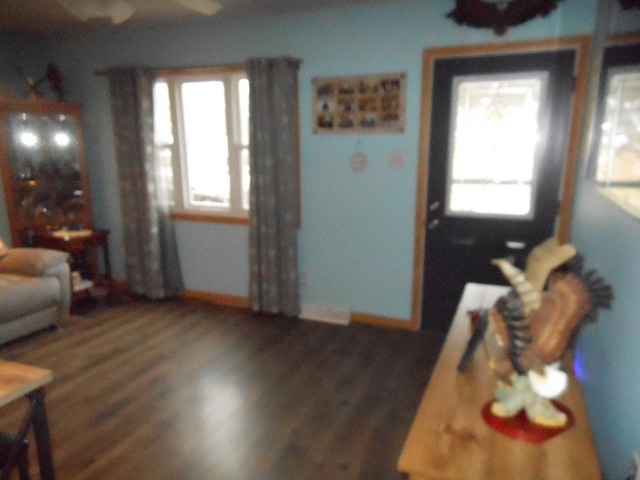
[410,35,591,331]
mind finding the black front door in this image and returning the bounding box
[421,49,577,333]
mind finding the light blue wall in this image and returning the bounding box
[2,1,639,478]
[33,0,596,315]
[0,32,50,98]
[175,221,249,296]
[570,5,640,480]
[572,182,640,480]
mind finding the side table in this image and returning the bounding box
[32,229,111,313]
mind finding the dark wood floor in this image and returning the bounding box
[0,298,444,480]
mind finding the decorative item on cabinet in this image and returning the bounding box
[15,63,65,101]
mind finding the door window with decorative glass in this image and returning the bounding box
[446,72,547,218]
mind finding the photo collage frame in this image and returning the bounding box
[312,73,406,133]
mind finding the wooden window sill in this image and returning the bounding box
[170,211,249,225]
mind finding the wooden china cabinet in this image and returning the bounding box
[0,96,111,309]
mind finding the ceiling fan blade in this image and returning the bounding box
[170,0,222,15]
[57,0,136,24]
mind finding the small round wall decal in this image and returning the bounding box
[350,152,368,172]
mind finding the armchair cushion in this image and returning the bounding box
[0,274,60,321]
[0,244,71,344]
[0,237,8,259]
[0,248,69,277]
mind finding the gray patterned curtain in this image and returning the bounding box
[106,66,183,299]
[246,57,301,316]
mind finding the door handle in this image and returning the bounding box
[427,219,440,230]
[428,201,441,211]
[505,241,526,250]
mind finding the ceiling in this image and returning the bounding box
[0,0,396,36]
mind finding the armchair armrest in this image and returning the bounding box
[0,248,69,277]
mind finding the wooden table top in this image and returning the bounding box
[398,283,601,480]
[0,359,53,408]
[33,229,109,249]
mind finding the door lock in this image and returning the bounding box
[427,219,440,230]
[428,201,441,211]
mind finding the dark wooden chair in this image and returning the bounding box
[0,402,33,480]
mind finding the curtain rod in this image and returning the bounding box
[94,58,303,77]
[94,62,245,77]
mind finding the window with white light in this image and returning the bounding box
[446,72,547,219]
[591,65,640,218]
[154,66,250,220]
[595,67,640,185]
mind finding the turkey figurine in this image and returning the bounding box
[483,238,613,427]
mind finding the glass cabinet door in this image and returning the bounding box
[0,98,93,246]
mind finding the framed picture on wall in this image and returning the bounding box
[312,72,406,133]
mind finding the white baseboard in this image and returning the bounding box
[300,303,350,326]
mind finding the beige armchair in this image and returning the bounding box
[0,246,71,345]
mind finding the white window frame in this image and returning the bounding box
[155,65,249,222]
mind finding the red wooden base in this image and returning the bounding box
[481,400,575,443]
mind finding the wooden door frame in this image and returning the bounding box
[409,36,591,331]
